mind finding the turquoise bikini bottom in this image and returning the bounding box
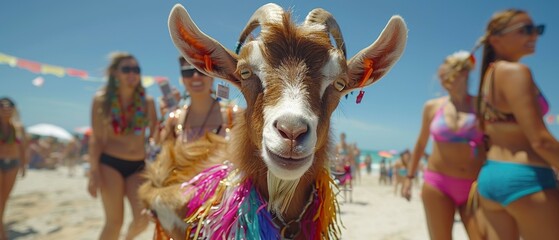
[477,160,557,206]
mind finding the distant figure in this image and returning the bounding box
[393,150,410,196]
[386,160,393,185]
[63,136,81,177]
[0,97,27,240]
[351,143,361,184]
[87,52,158,240]
[378,158,388,185]
[364,153,373,175]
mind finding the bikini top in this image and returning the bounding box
[0,124,22,145]
[482,65,550,123]
[430,99,484,146]
[173,100,236,143]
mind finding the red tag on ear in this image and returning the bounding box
[356,90,365,104]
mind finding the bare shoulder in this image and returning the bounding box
[495,61,532,81]
[92,91,105,103]
[145,95,155,103]
[424,97,446,113]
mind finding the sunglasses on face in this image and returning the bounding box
[500,23,545,36]
[120,66,141,74]
[181,67,205,78]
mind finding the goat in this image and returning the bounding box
[139,3,407,239]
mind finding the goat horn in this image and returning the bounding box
[304,8,347,59]
[235,3,284,54]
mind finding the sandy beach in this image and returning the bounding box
[6,167,468,240]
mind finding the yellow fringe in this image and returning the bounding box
[314,168,343,239]
[466,181,479,214]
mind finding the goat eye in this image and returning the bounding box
[333,78,346,91]
[240,68,252,80]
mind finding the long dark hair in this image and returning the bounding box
[475,9,526,131]
[101,52,144,117]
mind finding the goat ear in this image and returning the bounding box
[168,4,241,88]
[344,15,407,93]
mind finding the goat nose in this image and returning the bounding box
[274,115,309,141]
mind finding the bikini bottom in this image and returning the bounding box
[100,153,145,178]
[0,158,20,171]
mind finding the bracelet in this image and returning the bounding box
[406,175,415,179]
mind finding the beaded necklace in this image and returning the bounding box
[156,163,342,239]
[110,87,147,135]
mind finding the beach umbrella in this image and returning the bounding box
[27,123,74,141]
[74,126,92,136]
[378,151,393,158]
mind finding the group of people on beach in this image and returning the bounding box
[1,7,558,240]
[399,9,559,240]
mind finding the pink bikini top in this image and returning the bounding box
[430,100,484,148]
[482,63,550,123]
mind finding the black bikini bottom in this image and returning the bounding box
[100,153,145,178]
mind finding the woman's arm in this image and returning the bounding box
[402,99,436,200]
[88,96,104,198]
[18,125,28,177]
[499,63,559,168]
[408,100,436,177]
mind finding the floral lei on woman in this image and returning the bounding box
[154,163,343,240]
[0,125,17,144]
[110,86,147,135]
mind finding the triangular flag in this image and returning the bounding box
[0,53,17,67]
[32,76,45,87]
[142,76,155,87]
[17,59,41,73]
[545,114,555,125]
[41,64,65,77]
[66,68,89,79]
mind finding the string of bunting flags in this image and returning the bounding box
[0,51,163,87]
[1,51,556,125]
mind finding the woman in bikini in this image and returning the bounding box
[159,56,237,144]
[475,9,559,239]
[0,97,26,240]
[402,51,485,240]
[87,52,158,240]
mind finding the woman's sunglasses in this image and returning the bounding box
[500,23,545,36]
[120,66,141,74]
[181,67,204,77]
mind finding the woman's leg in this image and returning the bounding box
[458,203,484,240]
[508,189,559,240]
[99,164,125,240]
[124,171,149,240]
[421,183,455,240]
[478,196,518,240]
[0,168,19,240]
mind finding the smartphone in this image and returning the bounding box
[157,78,178,111]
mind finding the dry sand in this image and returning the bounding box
[6,167,468,240]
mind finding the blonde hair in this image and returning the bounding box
[444,50,475,72]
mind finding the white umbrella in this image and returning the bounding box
[27,123,74,141]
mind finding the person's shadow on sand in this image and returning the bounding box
[6,221,39,240]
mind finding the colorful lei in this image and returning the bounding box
[110,87,147,135]
[157,163,342,239]
[0,125,17,144]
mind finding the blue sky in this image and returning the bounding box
[1,1,558,151]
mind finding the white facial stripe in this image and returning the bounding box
[262,70,318,156]
[320,52,342,98]
[247,42,267,89]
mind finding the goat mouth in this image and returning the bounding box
[265,148,312,170]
